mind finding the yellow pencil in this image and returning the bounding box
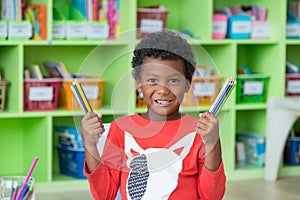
[73,79,93,113]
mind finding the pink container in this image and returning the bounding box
[23,78,61,111]
[212,14,228,39]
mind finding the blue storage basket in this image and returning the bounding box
[227,14,251,39]
[284,137,300,166]
[57,144,86,179]
[54,126,84,149]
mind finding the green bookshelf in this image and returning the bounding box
[0,0,299,192]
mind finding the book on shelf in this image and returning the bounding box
[25,64,43,80]
[25,4,47,40]
[43,61,72,79]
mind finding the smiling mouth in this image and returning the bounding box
[155,100,172,106]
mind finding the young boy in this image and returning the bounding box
[81,31,226,200]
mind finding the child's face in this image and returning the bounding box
[136,57,190,120]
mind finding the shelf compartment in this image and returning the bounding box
[138,0,212,40]
[0,117,50,182]
[237,44,285,98]
[0,45,22,112]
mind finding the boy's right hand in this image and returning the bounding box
[81,112,105,148]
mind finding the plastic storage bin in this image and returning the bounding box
[227,15,251,39]
[284,137,300,166]
[236,74,269,104]
[23,78,61,111]
[59,78,105,110]
[182,76,222,106]
[212,14,228,39]
[54,126,83,149]
[286,11,300,38]
[56,144,86,179]
[0,80,8,111]
[251,20,270,39]
[137,8,169,39]
[0,21,7,39]
[236,132,266,167]
[286,73,300,96]
[53,5,86,40]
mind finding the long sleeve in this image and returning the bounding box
[84,121,125,200]
[84,162,120,200]
[197,159,226,200]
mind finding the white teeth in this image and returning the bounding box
[157,100,169,105]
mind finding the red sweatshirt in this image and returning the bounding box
[85,114,226,200]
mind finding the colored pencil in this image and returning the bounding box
[73,79,93,113]
[71,83,88,113]
[209,77,236,116]
[15,157,38,200]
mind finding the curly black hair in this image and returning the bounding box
[132,31,196,82]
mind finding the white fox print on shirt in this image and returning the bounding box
[124,131,196,200]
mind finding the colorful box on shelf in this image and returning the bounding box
[53,5,86,40]
[23,78,61,111]
[236,131,266,167]
[7,20,32,40]
[52,21,65,39]
[86,22,109,39]
[54,126,83,149]
[182,75,222,106]
[251,20,270,39]
[236,74,270,104]
[137,8,169,39]
[227,14,252,39]
[56,144,86,179]
[284,137,300,166]
[0,21,7,39]
[286,21,300,39]
[59,77,105,110]
[286,73,300,96]
[286,11,300,39]
[212,14,228,39]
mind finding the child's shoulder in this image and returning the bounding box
[114,114,139,123]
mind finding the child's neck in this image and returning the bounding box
[140,110,183,121]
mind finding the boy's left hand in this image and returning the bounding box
[195,112,219,147]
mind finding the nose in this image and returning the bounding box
[156,84,170,95]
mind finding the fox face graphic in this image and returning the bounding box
[124,132,196,200]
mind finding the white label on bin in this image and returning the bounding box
[82,86,99,99]
[243,81,263,95]
[140,19,163,33]
[66,24,86,38]
[86,23,109,39]
[286,23,300,37]
[8,22,32,38]
[287,80,300,93]
[232,21,251,34]
[0,23,7,38]
[29,87,53,101]
[53,24,65,38]
[193,82,216,96]
[213,22,227,34]
[251,23,269,38]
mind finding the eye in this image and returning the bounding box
[147,78,157,84]
[169,79,180,84]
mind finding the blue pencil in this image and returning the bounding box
[212,79,234,115]
[71,83,88,113]
[209,77,236,116]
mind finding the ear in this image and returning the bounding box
[135,79,142,93]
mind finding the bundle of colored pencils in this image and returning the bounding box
[209,77,236,116]
[71,79,93,113]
